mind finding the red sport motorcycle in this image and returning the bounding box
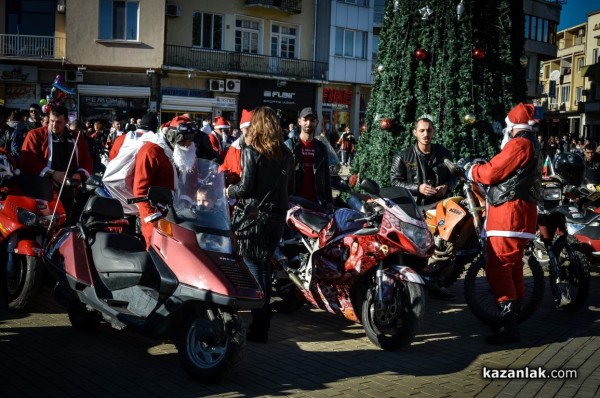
[44,159,264,381]
[272,178,434,350]
[1,174,66,310]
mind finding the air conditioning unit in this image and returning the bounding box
[166,4,181,17]
[225,79,241,93]
[65,70,84,83]
[209,79,225,92]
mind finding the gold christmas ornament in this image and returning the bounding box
[377,64,385,72]
[520,55,529,67]
[464,113,476,124]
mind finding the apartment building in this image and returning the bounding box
[539,9,600,140]
[0,1,324,127]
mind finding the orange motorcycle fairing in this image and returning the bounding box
[436,198,468,241]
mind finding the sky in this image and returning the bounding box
[557,0,599,30]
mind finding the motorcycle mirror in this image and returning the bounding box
[147,186,173,206]
[360,178,380,196]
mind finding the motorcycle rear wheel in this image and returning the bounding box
[5,254,43,311]
[550,236,590,313]
[176,310,245,382]
[464,253,545,328]
[361,280,425,350]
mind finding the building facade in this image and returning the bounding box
[539,9,600,140]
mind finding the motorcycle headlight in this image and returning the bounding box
[402,221,434,251]
[196,233,233,254]
[543,187,561,201]
[17,208,38,227]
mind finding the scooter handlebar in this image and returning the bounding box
[127,196,148,204]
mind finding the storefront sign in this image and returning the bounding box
[81,95,130,108]
[238,78,315,110]
[0,65,37,82]
[216,96,237,109]
[322,88,352,108]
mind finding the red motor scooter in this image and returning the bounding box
[1,173,66,310]
[44,159,264,381]
[273,178,434,350]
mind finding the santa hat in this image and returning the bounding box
[213,116,230,129]
[505,103,535,131]
[239,109,253,129]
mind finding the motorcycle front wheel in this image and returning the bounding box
[361,280,425,350]
[175,310,245,382]
[464,253,545,328]
[5,254,43,310]
[550,236,591,313]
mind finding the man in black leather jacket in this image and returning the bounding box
[390,117,456,300]
[285,107,334,212]
[390,117,455,206]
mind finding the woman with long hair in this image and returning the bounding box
[225,106,294,343]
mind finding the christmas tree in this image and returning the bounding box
[354,0,528,187]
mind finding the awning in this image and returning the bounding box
[582,64,600,81]
[77,84,150,97]
[160,95,216,112]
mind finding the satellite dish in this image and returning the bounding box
[549,70,561,81]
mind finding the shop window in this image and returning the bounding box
[99,0,139,41]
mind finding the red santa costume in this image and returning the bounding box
[133,125,178,248]
[469,103,539,303]
[20,126,92,179]
[218,109,252,184]
[209,116,230,161]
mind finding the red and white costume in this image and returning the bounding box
[133,137,176,248]
[469,103,538,303]
[209,116,230,161]
[218,109,252,184]
[20,126,92,178]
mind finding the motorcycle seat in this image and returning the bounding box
[298,210,330,234]
[92,231,149,275]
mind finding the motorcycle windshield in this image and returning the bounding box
[379,186,421,220]
[173,159,230,232]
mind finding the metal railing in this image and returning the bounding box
[244,0,302,14]
[165,45,327,80]
[0,34,65,59]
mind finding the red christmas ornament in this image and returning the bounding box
[379,118,392,130]
[360,124,367,132]
[414,48,428,61]
[472,48,486,60]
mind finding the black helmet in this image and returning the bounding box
[166,120,198,148]
[553,152,586,186]
[139,112,158,132]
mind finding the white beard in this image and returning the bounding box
[173,142,197,173]
[500,127,512,149]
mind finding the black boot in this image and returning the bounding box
[486,300,520,345]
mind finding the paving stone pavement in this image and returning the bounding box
[1,271,598,398]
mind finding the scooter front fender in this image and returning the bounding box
[385,265,425,285]
[16,239,43,257]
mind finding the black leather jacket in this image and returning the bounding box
[227,145,294,212]
[487,131,541,206]
[286,136,333,206]
[390,143,455,206]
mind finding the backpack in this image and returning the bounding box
[102,132,156,215]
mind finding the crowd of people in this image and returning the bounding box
[1,99,578,347]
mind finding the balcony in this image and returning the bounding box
[0,34,65,59]
[165,45,327,81]
[244,0,302,14]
